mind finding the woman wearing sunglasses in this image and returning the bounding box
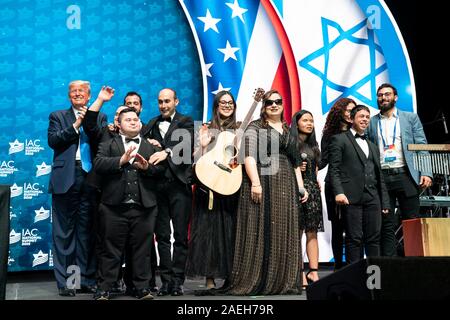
[225,89,308,295]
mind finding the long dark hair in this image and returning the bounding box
[260,89,288,132]
[290,110,320,164]
[209,90,237,130]
[322,97,356,140]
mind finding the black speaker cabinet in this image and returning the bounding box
[307,257,450,300]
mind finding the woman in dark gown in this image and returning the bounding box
[225,90,308,295]
[186,91,239,289]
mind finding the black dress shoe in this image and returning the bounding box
[93,290,110,300]
[157,283,171,296]
[77,285,97,294]
[134,288,154,300]
[58,287,76,297]
[171,285,184,296]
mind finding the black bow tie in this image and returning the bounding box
[125,137,140,144]
[355,133,367,140]
[160,117,172,123]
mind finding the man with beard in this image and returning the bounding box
[367,83,432,256]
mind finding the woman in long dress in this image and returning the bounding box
[226,90,308,295]
[186,90,239,290]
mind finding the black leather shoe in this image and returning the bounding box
[93,290,110,300]
[171,285,184,296]
[135,288,154,300]
[59,287,76,297]
[77,285,97,294]
[157,283,171,296]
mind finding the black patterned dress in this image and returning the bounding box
[299,148,324,233]
[225,119,303,295]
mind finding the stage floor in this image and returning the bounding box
[5,266,333,300]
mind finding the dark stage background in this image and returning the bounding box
[386,0,449,144]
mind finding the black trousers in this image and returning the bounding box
[343,192,382,265]
[380,171,419,256]
[123,234,158,288]
[97,203,156,291]
[325,183,345,269]
[155,179,192,287]
[51,166,97,289]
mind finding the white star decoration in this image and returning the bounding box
[212,82,231,95]
[226,0,248,23]
[198,9,221,33]
[204,63,213,77]
[218,40,239,62]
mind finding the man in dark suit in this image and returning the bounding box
[142,88,194,296]
[93,107,164,300]
[329,105,390,264]
[47,80,107,296]
[367,83,432,256]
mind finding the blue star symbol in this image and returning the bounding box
[134,57,147,69]
[134,40,147,52]
[149,3,162,14]
[134,24,146,36]
[134,8,146,20]
[299,18,387,114]
[17,25,33,37]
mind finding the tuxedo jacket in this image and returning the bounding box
[329,130,389,209]
[93,135,165,208]
[142,112,194,185]
[48,107,107,194]
[368,109,432,185]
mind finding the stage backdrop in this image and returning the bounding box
[181,0,415,263]
[2,0,414,271]
[2,0,202,272]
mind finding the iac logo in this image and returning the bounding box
[25,139,44,155]
[8,139,44,155]
[21,228,42,246]
[23,182,44,200]
[0,160,18,177]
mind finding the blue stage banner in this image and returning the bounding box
[1,0,202,271]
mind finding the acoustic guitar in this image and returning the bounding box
[195,88,265,195]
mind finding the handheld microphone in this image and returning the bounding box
[301,153,308,161]
[298,187,306,198]
[442,112,448,135]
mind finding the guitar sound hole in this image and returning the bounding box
[224,145,237,158]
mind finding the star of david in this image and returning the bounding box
[299,18,387,114]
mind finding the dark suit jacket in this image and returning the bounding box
[142,112,194,185]
[329,130,389,209]
[48,107,107,194]
[93,135,165,208]
[368,109,432,185]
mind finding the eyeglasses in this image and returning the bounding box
[219,100,234,107]
[377,92,393,98]
[264,99,283,107]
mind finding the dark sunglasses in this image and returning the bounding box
[264,99,283,107]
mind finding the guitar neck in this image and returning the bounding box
[235,100,259,146]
